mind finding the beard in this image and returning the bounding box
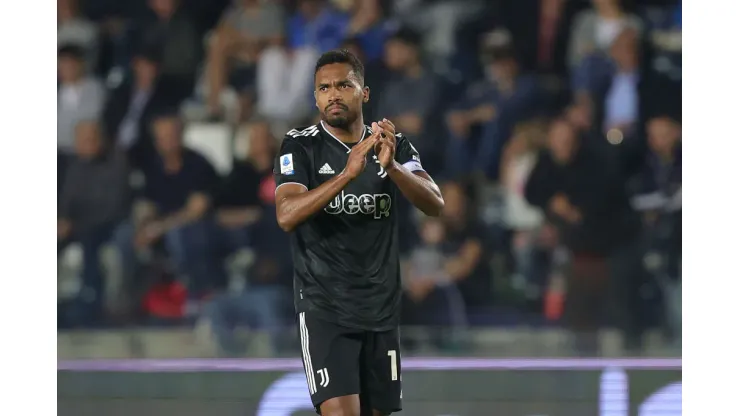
[322,107,359,130]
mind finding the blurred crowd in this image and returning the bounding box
[57,0,682,355]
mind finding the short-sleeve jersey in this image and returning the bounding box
[273,121,424,331]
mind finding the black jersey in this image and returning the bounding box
[273,121,424,331]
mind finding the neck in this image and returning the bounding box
[619,60,638,73]
[163,152,182,171]
[63,77,83,86]
[599,7,623,19]
[135,79,154,91]
[322,118,365,144]
[404,62,423,78]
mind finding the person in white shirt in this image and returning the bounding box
[58,45,106,155]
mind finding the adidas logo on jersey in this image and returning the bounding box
[318,163,335,174]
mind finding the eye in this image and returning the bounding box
[340,84,350,89]
[319,86,327,92]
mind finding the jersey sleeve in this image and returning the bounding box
[274,137,311,191]
[394,133,425,173]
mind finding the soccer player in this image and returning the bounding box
[273,49,445,416]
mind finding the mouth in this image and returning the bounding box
[326,104,347,114]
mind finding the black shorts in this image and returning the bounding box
[296,311,402,414]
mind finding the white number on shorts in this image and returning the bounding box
[387,350,398,381]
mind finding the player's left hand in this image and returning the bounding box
[373,119,396,169]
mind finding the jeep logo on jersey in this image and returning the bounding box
[325,191,391,219]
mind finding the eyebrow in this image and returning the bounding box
[318,79,352,88]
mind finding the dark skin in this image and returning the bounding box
[275,63,444,415]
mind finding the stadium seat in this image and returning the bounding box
[183,122,234,175]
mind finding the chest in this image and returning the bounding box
[310,141,394,220]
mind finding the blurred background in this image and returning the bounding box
[57,0,681,363]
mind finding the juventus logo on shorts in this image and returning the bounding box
[317,368,330,388]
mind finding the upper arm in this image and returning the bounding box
[394,134,425,173]
[274,136,311,192]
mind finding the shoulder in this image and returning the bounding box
[282,124,321,148]
[284,124,321,143]
[573,10,596,28]
[183,148,215,169]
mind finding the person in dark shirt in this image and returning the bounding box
[133,0,202,102]
[102,50,178,168]
[273,50,444,415]
[137,113,225,300]
[379,28,442,170]
[629,115,681,342]
[525,118,645,354]
[204,121,293,354]
[215,120,277,249]
[58,120,135,326]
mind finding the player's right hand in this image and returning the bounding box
[343,131,380,179]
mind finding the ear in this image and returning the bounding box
[362,86,370,103]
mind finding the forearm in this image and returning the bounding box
[387,162,444,216]
[276,173,353,232]
[160,207,205,231]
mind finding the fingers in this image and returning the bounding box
[380,118,396,131]
[378,136,395,151]
[372,122,395,147]
[371,121,387,138]
[354,133,379,155]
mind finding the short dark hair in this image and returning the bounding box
[314,49,365,85]
[58,44,85,60]
[388,27,422,48]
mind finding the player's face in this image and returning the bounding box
[314,63,368,129]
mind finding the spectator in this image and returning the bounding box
[525,119,645,354]
[341,0,389,62]
[571,27,644,169]
[58,0,99,69]
[58,45,106,156]
[288,0,349,53]
[401,216,468,348]
[257,0,350,122]
[204,121,290,355]
[58,120,134,326]
[137,114,225,301]
[201,208,292,356]
[567,0,641,69]
[629,115,681,342]
[378,28,440,157]
[438,182,488,315]
[499,121,548,291]
[215,121,277,251]
[446,45,542,179]
[600,27,641,137]
[205,0,285,120]
[135,0,202,102]
[103,50,176,167]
